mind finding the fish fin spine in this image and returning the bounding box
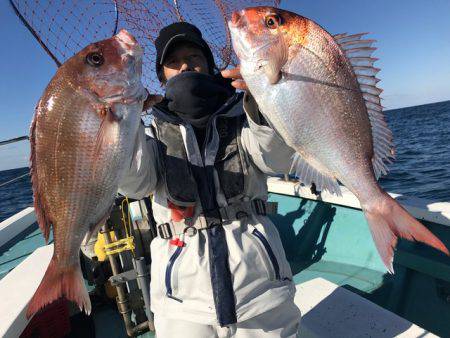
[364,192,450,273]
[30,111,52,243]
[333,32,369,43]
[26,257,91,319]
[335,32,394,179]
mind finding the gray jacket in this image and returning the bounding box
[118,93,297,325]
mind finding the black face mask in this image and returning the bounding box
[164,71,234,129]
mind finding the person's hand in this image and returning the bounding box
[142,89,163,112]
[221,65,248,91]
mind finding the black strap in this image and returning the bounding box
[186,98,242,326]
[207,224,236,326]
[190,164,237,326]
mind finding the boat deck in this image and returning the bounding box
[1,178,449,337]
[0,224,44,280]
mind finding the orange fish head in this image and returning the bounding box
[229,6,309,64]
[62,29,146,105]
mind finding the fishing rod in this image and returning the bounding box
[0,136,29,147]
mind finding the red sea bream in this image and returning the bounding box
[229,7,449,272]
[27,29,146,318]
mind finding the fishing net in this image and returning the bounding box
[10,0,280,96]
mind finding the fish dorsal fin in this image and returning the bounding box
[334,33,395,179]
[290,153,342,196]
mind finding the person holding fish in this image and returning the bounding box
[121,9,449,336]
[28,5,448,338]
[118,20,302,337]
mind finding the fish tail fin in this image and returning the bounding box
[363,192,449,273]
[26,256,91,319]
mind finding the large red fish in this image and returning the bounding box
[229,7,449,272]
[27,29,147,318]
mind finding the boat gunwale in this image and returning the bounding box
[267,177,450,227]
[0,207,36,248]
[1,178,449,249]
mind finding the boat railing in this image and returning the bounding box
[0,131,48,336]
[0,136,31,189]
[0,243,53,338]
[0,207,36,248]
[0,135,33,241]
[267,177,450,227]
[1,178,449,253]
[0,136,29,147]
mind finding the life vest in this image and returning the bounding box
[151,93,267,326]
[152,94,248,209]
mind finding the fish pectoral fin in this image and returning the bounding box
[263,63,283,84]
[98,104,122,122]
[262,39,289,85]
[82,208,113,245]
[290,153,341,196]
[94,106,119,156]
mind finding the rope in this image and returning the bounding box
[0,173,30,189]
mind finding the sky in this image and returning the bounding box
[1,0,450,171]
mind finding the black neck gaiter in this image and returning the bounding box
[164,71,234,130]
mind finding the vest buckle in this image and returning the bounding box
[252,199,267,215]
[158,223,172,239]
[184,225,197,237]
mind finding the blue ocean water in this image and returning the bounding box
[0,166,32,222]
[0,100,449,222]
[379,100,450,202]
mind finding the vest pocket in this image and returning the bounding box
[251,228,281,281]
[165,246,184,302]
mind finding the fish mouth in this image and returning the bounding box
[102,82,147,106]
[230,10,246,29]
[229,25,251,62]
[114,29,143,56]
[116,29,137,46]
[113,30,144,79]
[229,23,277,65]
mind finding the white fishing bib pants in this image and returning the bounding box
[154,300,301,337]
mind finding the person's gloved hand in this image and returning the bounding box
[142,89,163,112]
[221,65,248,91]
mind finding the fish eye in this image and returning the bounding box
[265,14,281,29]
[86,52,104,67]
